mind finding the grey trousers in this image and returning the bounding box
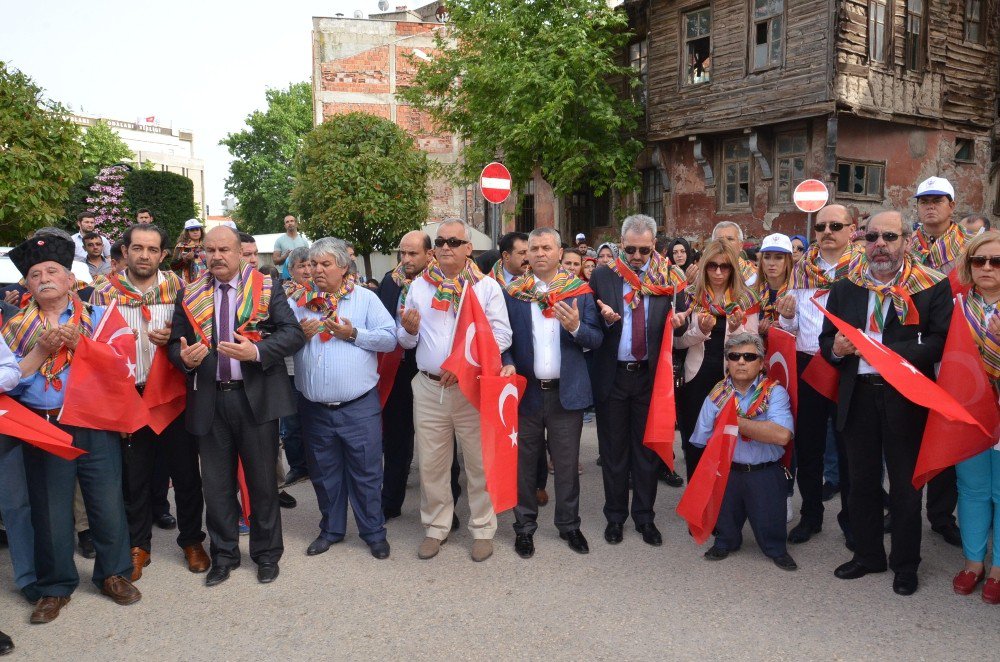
[513,388,583,535]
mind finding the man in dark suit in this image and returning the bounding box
[819,210,951,596]
[500,228,602,558]
[589,214,685,547]
[167,226,305,587]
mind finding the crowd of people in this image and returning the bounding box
[0,175,998,656]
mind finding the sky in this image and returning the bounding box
[0,0,389,219]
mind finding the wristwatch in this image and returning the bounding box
[346,328,358,343]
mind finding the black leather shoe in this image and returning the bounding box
[205,564,236,587]
[451,513,460,532]
[604,522,623,544]
[559,529,589,554]
[383,509,402,520]
[821,482,840,502]
[703,546,729,561]
[0,629,13,656]
[77,530,96,559]
[154,513,177,530]
[787,521,821,544]
[893,571,919,596]
[0,529,8,546]
[514,533,535,558]
[931,522,963,548]
[282,467,309,487]
[663,470,684,488]
[834,560,885,580]
[636,523,662,546]
[772,553,798,571]
[278,490,297,509]
[369,540,390,560]
[257,562,279,584]
[307,536,337,556]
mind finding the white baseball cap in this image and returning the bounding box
[183,218,203,230]
[759,233,793,254]
[222,220,237,229]
[914,177,955,200]
[575,233,586,242]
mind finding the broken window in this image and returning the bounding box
[868,0,889,63]
[750,0,784,71]
[722,139,752,209]
[955,138,975,163]
[905,0,926,71]
[684,7,712,85]
[641,168,664,224]
[775,132,808,203]
[965,0,984,44]
[630,40,648,107]
[836,161,885,200]
[515,179,535,233]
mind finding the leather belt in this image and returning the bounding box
[617,361,648,372]
[538,379,560,391]
[216,380,244,391]
[420,371,442,382]
[318,393,366,410]
[856,374,887,386]
[731,460,780,473]
[27,407,62,422]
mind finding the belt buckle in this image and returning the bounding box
[735,463,751,473]
[626,362,639,372]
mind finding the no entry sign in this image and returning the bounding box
[480,162,512,204]
[793,179,830,213]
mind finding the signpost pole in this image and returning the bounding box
[491,203,500,250]
[806,211,813,239]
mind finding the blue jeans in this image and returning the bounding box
[823,420,840,486]
[279,376,307,474]
[0,435,38,597]
[956,448,1000,564]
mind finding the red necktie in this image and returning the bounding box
[631,280,647,361]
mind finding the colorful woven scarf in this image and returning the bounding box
[506,269,592,317]
[847,251,944,330]
[296,277,355,342]
[789,243,859,291]
[708,376,777,418]
[911,222,968,271]
[739,257,756,284]
[609,253,687,309]
[421,258,484,312]
[690,286,760,318]
[2,295,94,391]
[181,262,272,345]
[964,290,1000,383]
[390,262,413,307]
[90,270,182,321]
[754,278,789,321]
[488,259,508,284]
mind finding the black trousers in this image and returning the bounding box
[123,415,206,553]
[842,382,926,574]
[595,365,659,526]
[794,353,851,534]
[715,464,788,558]
[150,443,171,518]
[926,467,957,528]
[198,389,283,567]
[678,367,718,482]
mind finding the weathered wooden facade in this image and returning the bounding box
[616,0,1000,240]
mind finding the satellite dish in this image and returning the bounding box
[353,9,363,17]
[377,0,389,10]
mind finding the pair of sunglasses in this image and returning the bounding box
[969,255,1000,268]
[623,246,653,256]
[864,231,901,243]
[726,352,761,362]
[814,222,846,233]
[705,262,732,273]
[434,237,469,248]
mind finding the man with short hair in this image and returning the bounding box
[712,221,756,286]
[238,232,259,269]
[135,208,154,223]
[960,214,990,235]
[820,210,951,596]
[490,232,529,284]
[501,228,602,558]
[273,215,310,279]
[71,212,111,261]
[397,219,512,562]
[110,241,126,274]
[82,232,112,277]
[575,233,589,254]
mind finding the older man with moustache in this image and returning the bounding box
[712,221,757,286]
[820,210,951,596]
[398,219,512,562]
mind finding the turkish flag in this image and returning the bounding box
[479,374,526,512]
[0,394,84,460]
[59,301,150,433]
[440,287,501,408]
[676,397,740,544]
[142,349,187,434]
[913,295,1000,488]
[948,270,969,297]
[376,347,403,408]
[765,326,797,468]
[643,310,677,470]
[813,299,985,432]
[801,352,840,401]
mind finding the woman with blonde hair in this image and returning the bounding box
[676,239,760,480]
[754,233,796,336]
[170,219,207,283]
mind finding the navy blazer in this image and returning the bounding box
[501,290,602,416]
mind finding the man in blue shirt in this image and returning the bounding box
[689,331,798,570]
[0,335,25,655]
[2,235,139,624]
[290,238,397,560]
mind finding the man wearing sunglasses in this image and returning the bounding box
[819,210,952,596]
[779,205,857,547]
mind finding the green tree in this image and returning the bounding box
[124,170,196,244]
[80,120,133,177]
[0,61,83,244]
[292,113,430,277]
[399,0,643,198]
[220,81,313,234]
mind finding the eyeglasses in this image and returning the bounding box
[969,255,1000,268]
[434,237,469,248]
[793,246,805,252]
[705,262,733,273]
[814,222,846,233]
[622,246,652,256]
[726,352,761,363]
[864,231,901,243]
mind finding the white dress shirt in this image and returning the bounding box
[72,232,111,261]
[779,254,837,355]
[115,271,176,385]
[529,280,561,380]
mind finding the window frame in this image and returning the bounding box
[721,138,753,211]
[681,6,713,87]
[904,0,927,72]
[835,160,886,201]
[774,131,809,205]
[515,179,536,233]
[749,0,785,73]
[964,0,985,45]
[955,137,976,164]
[868,0,889,64]
[641,168,664,225]
[629,39,649,108]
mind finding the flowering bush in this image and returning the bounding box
[86,164,132,241]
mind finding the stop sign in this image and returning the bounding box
[793,179,830,213]
[480,162,512,204]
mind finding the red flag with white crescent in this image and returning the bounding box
[376,347,403,408]
[440,287,502,409]
[765,326,797,468]
[643,310,677,470]
[479,374,526,513]
[0,394,85,460]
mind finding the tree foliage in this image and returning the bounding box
[220,82,313,234]
[399,0,643,197]
[291,113,430,277]
[123,169,196,243]
[0,61,83,244]
[80,120,133,178]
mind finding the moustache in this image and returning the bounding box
[37,284,57,292]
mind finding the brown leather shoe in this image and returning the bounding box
[183,543,211,573]
[536,488,549,507]
[101,576,141,606]
[130,547,151,581]
[30,596,71,624]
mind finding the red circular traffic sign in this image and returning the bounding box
[480,162,512,204]
[793,179,830,213]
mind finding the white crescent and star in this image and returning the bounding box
[498,383,519,447]
[463,324,480,368]
[768,351,789,384]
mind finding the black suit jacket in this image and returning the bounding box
[376,272,417,375]
[167,280,306,436]
[818,276,952,430]
[588,264,676,403]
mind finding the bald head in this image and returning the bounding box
[204,226,243,281]
[399,230,432,276]
[817,204,852,223]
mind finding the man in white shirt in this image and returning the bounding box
[397,219,512,562]
[70,212,111,261]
